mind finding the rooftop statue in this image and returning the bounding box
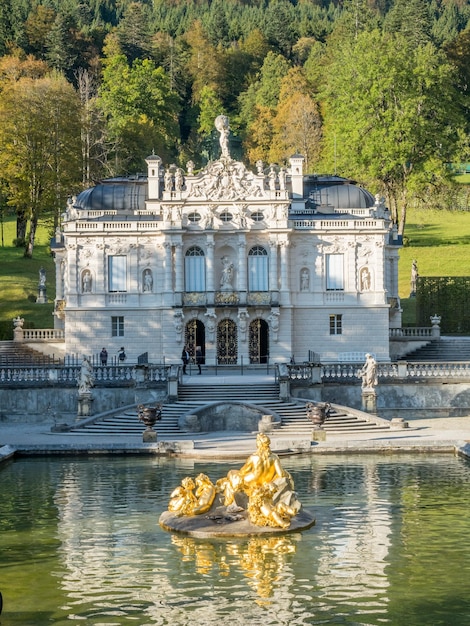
[215,114,230,159]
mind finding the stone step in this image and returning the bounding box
[70,382,391,436]
[0,341,62,366]
[177,384,280,402]
[402,339,470,361]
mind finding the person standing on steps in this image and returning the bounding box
[195,345,203,374]
[181,345,190,375]
[118,347,126,364]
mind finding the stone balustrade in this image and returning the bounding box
[22,329,65,342]
[389,327,433,339]
[283,361,470,382]
[0,363,170,385]
[2,360,470,387]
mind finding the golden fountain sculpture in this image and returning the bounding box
[159,434,315,536]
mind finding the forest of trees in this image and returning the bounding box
[0,0,469,255]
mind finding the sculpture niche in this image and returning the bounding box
[159,433,315,537]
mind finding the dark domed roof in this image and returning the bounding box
[303,175,375,210]
[74,177,147,212]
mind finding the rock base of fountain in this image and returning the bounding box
[159,505,315,538]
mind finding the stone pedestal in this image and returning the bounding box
[361,389,377,414]
[312,427,326,442]
[77,393,93,418]
[390,417,409,429]
[258,414,274,433]
[36,285,47,304]
[143,429,157,442]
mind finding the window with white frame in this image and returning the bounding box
[185,246,206,292]
[108,255,127,292]
[329,314,342,335]
[248,246,268,291]
[112,316,124,337]
[326,254,344,290]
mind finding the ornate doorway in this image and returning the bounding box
[217,319,237,364]
[185,319,205,363]
[249,318,269,364]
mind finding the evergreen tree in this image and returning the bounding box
[384,0,433,46]
[263,0,297,57]
[116,1,152,62]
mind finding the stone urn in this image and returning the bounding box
[306,402,330,427]
[138,404,162,431]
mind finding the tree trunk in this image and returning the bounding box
[398,187,408,236]
[16,210,28,243]
[24,214,38,258]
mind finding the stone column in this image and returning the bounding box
[269,238,278,291]
[279,240,289,292]
[163,241,172,292]
[206,235,215,292]
[174,242,184,293]
[238,237,247,292]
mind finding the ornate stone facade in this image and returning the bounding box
[51,118,402,365]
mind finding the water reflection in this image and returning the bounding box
[2,455,470,625]
[171,534,298,602]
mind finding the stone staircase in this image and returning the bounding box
[0,341,62,366]
[69,381,391,437]
[400,337,470,362]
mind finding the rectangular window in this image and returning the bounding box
[108,255,127,292]
[112,316,124,337]
[326,254,344,290]
[329,314,342,335]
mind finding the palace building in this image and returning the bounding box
[51,116,402,365]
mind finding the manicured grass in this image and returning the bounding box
[398,207,470,298]
[0,216,55,338]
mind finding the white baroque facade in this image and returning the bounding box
[52,117,401,365]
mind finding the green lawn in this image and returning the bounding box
[0,216,55,338]
[399,207,470,297]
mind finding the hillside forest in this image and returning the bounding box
[0,0,469,258]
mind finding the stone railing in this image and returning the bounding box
[389,327,433,339]
[281,361,470,383]
[22,329,65,342]
[0,363,170,385]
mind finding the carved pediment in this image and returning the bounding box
[187,159,265,201]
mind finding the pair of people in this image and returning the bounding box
[181,345,203,374]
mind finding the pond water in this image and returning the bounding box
[1,453,470,626]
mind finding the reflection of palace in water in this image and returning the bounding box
[51,459,392,619]
[52,116,401,365]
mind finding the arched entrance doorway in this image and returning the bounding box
[249,318,269,364]
[185,319,205,363]
[217,319,237,364]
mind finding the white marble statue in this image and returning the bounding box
[215,115,230,159]
[220,255,234,290]
[78,356,94,394]
[358,353,378,390]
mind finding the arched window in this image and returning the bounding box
[185,246,206,292]
[248,246,268,291]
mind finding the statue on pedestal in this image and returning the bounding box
[78,355,94,394]
[358,353,378,391]
[162,434,305,531]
